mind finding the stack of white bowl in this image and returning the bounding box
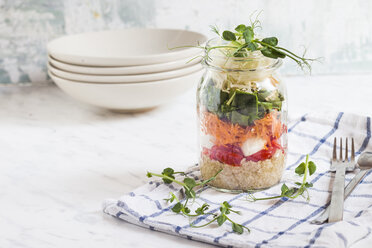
[47,29,207,112]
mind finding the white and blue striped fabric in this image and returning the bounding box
[103,112,372,248]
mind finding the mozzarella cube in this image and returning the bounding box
[241,137,267,156]
[200,133,215,149]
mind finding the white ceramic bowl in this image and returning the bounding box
[47,29,207,66]
[48,70,203,111]
[48,55,202,75]
[47,62,202,83]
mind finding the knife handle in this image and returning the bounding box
[328,165,346,222]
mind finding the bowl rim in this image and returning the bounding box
[48,68,203,86]
[47,28,207,63]
[48,54,202,75]
[47,61,203,84]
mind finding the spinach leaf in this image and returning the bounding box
[230,111,251,126]
[202,80,229,113]
[202,80,284,127]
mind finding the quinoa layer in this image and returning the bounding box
[200,150,286,191]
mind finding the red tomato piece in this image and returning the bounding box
[245,147,276,162]
[209,144,244,166]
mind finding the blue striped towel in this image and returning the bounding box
[103,112,372,248]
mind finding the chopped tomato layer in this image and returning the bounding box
[209,144,244,166]
[205,139,284,166]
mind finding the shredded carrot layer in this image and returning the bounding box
[201,110,283,146]
[252,110,283,146]
[201,112,252,146]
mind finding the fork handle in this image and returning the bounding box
[328,166,346,222]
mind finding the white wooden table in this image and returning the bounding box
[0,73,371,248]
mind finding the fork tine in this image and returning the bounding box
[340,138,343,162]
[345,138,348,161]
[351,137,355,162]
[333,137,337,161]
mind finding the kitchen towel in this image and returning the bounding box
[103,112,372,248]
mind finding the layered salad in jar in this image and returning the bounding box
[198,39,288,191]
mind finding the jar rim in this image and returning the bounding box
[202,38,282,72]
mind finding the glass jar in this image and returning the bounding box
[197,39,288,192]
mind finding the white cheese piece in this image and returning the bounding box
[241,137,267,156]
[200,133,215,149]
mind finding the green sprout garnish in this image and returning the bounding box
[171,13,319,72]
[246,155,317,202]
[210,22,318,72]
[147,167,221,201]
[191,201,250,234]
[147,167,250,234]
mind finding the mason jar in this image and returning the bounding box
[197,39,288,192]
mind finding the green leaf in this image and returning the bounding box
[243,27,254,43]
[230,90,258,114]
[183,207,190,214]
[235,24,246,33]
[273,49,286,58]
[217,215,227,226]
[161,167,175,184]
[222,30,236,41]
[295,182,302,186]
[281,183,289,195]
[183,178,196,188]
[185,188,196,199]
[162,167,174,176]
[222,201,232,209]
[246,42,258,51]
[261,47,278,59]
[195,203,209,215]
[295,162,306,175]
[172,202,182,213]
[195,208,203,215]
[259,101,273,110]
[230,111,251,127]
[262,37,278,46]
[284,188,296,197]
[261,47,286,59]
[305,182,313,188]
[232,223,244,234]
[308,161,316,176]
[203,80,229,113]
[281,184,295,197]
[146,172,152,178]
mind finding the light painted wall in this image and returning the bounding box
[1,0,371,84]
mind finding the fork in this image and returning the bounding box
[328,137,356,222]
